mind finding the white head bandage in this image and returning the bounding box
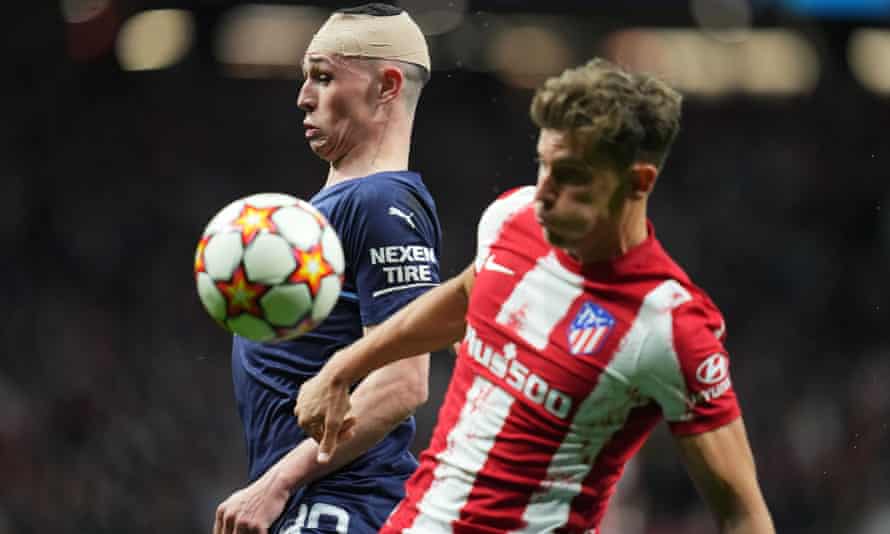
[305,10,430,72]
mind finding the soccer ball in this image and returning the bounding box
[194,193,345,342]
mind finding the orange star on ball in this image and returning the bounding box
[233,204,278,245]
[217,266,268,317]
[290,245,334,297]
[194,236,210,273]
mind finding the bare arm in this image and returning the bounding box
[676,418,775,534]
[214,329,433,534]
[276,329,429,478]
[295,264,475,461]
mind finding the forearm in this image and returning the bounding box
[323,270,470,387]
[678,420,775,534]
[271,355,430,492]
[722,508,775,534]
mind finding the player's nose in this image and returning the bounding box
[534,174,557,208]
[297,81,315,112]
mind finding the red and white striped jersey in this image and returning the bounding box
[383,187,740,534]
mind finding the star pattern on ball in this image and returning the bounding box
[216,266,268,317]
[194,236,209,273]
[289,245,334,297]
[233,204,278,245]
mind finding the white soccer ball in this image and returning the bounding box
[194,193,345,342]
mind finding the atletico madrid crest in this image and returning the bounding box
[568,301,615,355]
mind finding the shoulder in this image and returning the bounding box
[633,278,726,377]
[478,186,536,237]
[358,171,428,197]
[671,285,727,360]
[633,279,738,431]
[481,186,536,219]
[637,236,726,346]
[315,173,434,225]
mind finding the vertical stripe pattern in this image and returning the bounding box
[496,252,584,350]
[404,376,515,534]
[514,280,692,532]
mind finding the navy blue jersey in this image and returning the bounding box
[231,171,441,531]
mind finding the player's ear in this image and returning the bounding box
[379,65,404,105]
[628,162,658,198]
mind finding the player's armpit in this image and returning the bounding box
[675,418,775,534]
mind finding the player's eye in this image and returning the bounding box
[551,160,592,186]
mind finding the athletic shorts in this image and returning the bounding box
[272,455,414,534]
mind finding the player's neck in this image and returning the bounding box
[324,111,414,188]
[572,201,648,264]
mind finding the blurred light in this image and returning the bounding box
[116,10,194,71]
[690,0,752,44]
[488,25,573,89]
[606,30,735,96]
[216,5,328,79]
[63,0,118,61]
[737,31,820,94]
[849,29,890,94]
[604,29,819,97]
[60,0,110,23]
[401,0,467,36]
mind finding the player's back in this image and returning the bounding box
[383,187,739,534]
[232,170,442,489]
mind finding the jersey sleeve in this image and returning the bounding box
[636,288,741,436]
[474,186,536,272]
[343,184,441,326]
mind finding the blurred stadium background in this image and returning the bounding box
[3,0,890,532]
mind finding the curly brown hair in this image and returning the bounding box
[530,58,682,173]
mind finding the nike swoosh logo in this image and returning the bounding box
[484,254,514,275]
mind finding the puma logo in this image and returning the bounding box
[388,206,417,230]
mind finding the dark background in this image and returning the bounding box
[2,1,889,533]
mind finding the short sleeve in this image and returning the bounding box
[635,284,741,436]
[345,185,441,326]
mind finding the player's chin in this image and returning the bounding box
[307,140,333,160]
[542,227,574,249]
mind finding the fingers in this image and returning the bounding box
[317,416,343,464]
[235,521,266,534]
[215,505,267,534]
[216,503,235,534]
[293,376,356,463]
[338,415,357,441]
[294,398,320,438]
[214,503,231,534]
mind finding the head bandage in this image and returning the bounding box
[306,11,430,72]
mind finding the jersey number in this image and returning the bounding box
[279,502,350,534]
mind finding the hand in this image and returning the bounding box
[213,470,290,534]
[294,371,357,463]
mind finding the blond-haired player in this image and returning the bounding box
[215,5,440,534]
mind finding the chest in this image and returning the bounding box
[468,249,657,421]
